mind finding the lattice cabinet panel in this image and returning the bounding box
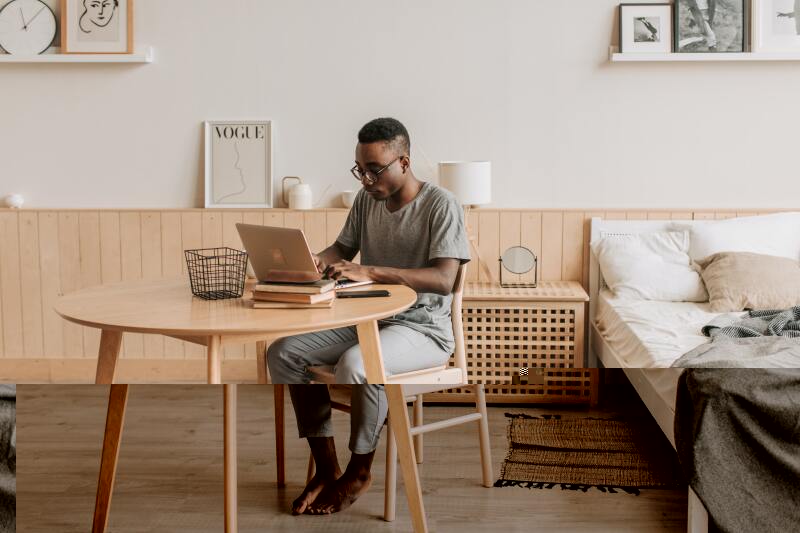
[426,369,598,404]
[429,281,595,405]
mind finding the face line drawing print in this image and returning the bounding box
[79,0,118,34]
[215,142,249,203]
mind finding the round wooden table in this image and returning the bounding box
[54,279,417,385]
[55,280,428,532]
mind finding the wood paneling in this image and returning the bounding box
[58,212,83,358]
[38,212,63,359]
[0,212,23,357]
[19,212,44,358]
[0,207,793,363]
[79,212,102,359]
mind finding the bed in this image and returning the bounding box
[588,217,716,533]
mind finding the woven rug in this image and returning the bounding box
[495,414,684,495]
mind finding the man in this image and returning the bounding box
[267,117,470,515]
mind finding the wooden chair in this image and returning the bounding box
[268,263,493,521]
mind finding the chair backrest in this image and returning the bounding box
[450,263,468,380]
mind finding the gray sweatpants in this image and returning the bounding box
[267,325,449,453]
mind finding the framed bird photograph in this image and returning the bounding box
[60,0,133,53]
[619,3,674,53]
[752,0,800,52]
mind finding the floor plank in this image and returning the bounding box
[16,384,687,532]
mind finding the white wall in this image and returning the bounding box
[2,0,799,209]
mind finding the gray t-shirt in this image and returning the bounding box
[337,182,471,352]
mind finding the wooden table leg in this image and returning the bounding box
[385,385,428,533]
[92,384,129,533]
[224,384,238,533]
[208,335,222,384]
[256,340,269,385]
[355,320,387,384]
[274,384,285,488]
[95,329,123,384]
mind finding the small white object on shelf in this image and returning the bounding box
[0,45,154,63]
[340,190,357,208]
[608,45,800,62]
[4,194,24,208]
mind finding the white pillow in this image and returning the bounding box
[592,231,708,302]
[672,212,800,262]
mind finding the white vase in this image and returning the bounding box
[288,184,312,210]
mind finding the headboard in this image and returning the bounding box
[587,217,702,366]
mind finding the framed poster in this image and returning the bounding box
[619,3,674,53]
[753,0,800,52]
[204,120,273,209]
[60,0,133,53]
[675,0,748,53]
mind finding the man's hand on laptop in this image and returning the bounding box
[312,254,327,274]
[324,260,373,282]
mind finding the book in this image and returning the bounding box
[252,300,334,309]
[254,279,336,295]
[251,290,336,305]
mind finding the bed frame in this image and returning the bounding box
[588,217,710,533]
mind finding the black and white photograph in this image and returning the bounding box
[675,0,746,52]
[635,16,662,41]
[753,0,800,51]
[619,3,673,53]
[61,0,133,53]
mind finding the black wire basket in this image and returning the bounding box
[184,247,248,300]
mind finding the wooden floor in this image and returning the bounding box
[16,384,688,532]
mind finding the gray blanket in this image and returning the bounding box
[703,306,800,339]
[0,385,14,533]
[674,369,800,533]
[672,307,800,368]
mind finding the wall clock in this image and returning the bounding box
[0,0,56,54]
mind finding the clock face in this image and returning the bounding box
[0,0,56,54]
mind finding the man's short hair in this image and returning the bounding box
[358,117,410,156]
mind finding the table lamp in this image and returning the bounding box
[439,161,494,283]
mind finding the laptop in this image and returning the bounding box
[235,223,372,289]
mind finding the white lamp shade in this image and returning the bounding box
[438,161,491,206]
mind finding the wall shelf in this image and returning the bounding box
[608,45,800,62]
[0,46,154,63]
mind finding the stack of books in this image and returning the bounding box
[250,279,336,309]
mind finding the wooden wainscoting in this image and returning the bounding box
[0,207,790,377]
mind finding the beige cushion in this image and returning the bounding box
[699,252,800,312]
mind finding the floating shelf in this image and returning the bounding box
[0,46,154,63]
[609,45,800,62]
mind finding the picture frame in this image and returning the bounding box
[60,0,133,54]
[752,0,800,52]
[674,0,748,53]
[204,120,273,209]
[619,3,674,54]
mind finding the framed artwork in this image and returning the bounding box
[675,0,748,52]
[753,0,800,52]
[619,3,674,53]
[204,121,273,209]
[60,0,132,53]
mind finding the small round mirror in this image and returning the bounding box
[501,246,536,274]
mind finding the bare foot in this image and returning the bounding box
[291,472,339,515]
[305,470,372,515]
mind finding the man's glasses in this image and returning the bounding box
[350,157,401,186]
